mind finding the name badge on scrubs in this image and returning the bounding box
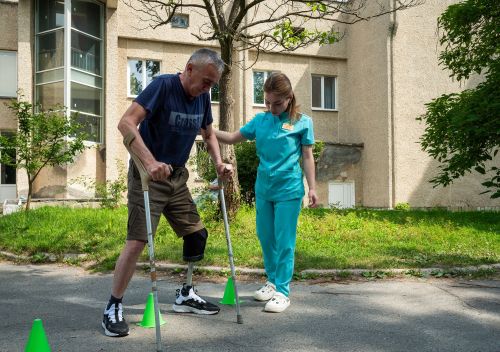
[282,123,294,131]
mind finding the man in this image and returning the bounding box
[102,48,233,337]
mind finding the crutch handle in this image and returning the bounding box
[217,178,224,189]
[123,132,151,191]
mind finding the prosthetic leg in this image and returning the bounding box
[172,229,220,315]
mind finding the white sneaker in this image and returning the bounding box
[264,292,290,313]
[253,281,276,301]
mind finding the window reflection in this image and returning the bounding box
[71,82,101,116]
[71,0,102,37]
[128,59,160,96]
[253,71,264,104]
[37,82,65,109]
[0,132,16,185]
[37,30,65,71]
[71,31,101,75]
[38,0,64,32]
[312,75,321,108]
[72,112,100,142]
[211,83,220,103]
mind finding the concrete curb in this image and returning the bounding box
[137,262,500,277]
[300,263,500,276]
[2,251,499,277]
[137,262,266,275]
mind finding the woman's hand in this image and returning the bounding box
[308,189,318,208]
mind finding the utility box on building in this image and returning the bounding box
[328,182,355,209]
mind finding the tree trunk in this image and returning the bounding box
[219,44,240,217]
[26,177,33,211]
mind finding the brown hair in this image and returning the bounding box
[264,72,301,123]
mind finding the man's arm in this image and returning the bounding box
[118,102,172,181]
[201,124,234,179]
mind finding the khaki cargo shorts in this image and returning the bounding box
[126,161,204,241]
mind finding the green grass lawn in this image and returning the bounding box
[0,205,498,272]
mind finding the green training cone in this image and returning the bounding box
[219,276,244,305]
[25,319,51,352]
[137,292,166,328]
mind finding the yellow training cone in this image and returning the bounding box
[25,319,51,352]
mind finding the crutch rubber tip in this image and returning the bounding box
[237,315,243,324]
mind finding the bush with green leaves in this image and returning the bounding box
[394,202,411,211]
[234,141,259,203]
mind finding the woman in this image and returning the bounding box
[216,72,318,313]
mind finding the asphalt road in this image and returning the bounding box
[1,262,499,352]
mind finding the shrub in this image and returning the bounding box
[235,141,259,203]
[394,202,411,211]
[72,160,127,209]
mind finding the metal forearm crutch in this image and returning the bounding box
[218,179,243,324]
[124,133,163,352]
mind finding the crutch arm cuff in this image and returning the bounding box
[123,131,151,191]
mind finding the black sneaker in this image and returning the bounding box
[172,284,220,315]
[102,303,129,337]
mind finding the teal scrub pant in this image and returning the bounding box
[256,196,302,297]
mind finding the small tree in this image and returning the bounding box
[0,98,89,210]
[418,0,500,198]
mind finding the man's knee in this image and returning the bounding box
[182,228,208,262]
[124,239,147,257]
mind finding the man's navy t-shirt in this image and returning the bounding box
[134,74,213,166]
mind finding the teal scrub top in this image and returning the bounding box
[240,111,315,201]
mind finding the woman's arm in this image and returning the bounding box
[201,124,234,179]
[214,129,247,145]
[302,145,318,208]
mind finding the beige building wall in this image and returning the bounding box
[392,0,499,208]
[244,51,346,142]
[103,3,121,183]
[344,1,393,207]
[13,0,32,198]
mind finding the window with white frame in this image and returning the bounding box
[127,59,160,97]
[210,83,220,103]
[253,70,276,105]
[311,74,336,110]
[0,51,18,98]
